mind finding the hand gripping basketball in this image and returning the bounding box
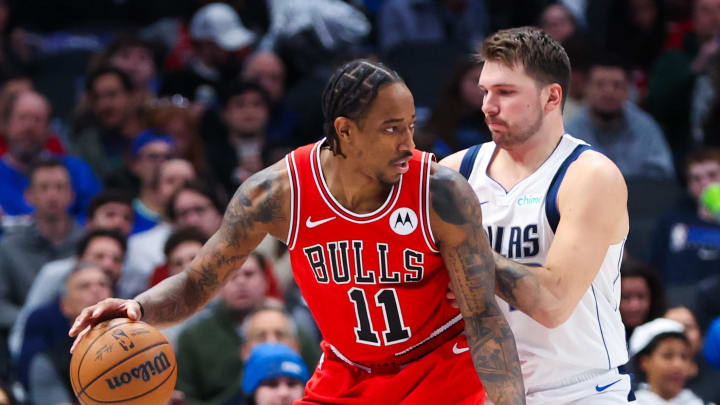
[69,318,177,405]
[69,298,143,354]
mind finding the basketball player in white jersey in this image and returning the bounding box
[441,27,633,404]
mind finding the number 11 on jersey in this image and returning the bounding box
[348,287,411,346]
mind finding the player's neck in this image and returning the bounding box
[501,118,564,170]
[320,148,391,214]
[489,118,564,189]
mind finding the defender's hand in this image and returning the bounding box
[68,298,142,353]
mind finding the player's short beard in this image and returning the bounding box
[493,107,544,150]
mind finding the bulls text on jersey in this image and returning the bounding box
[302,241,425,284]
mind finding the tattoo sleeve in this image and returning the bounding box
[493,252,543,317]
[135,166,287,327]
[430,166,525,405]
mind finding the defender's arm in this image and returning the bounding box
[492,152,628,328]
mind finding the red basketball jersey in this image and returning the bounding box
[286,141,464,366]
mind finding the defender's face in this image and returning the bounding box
[479,61,545,149]
[346,83,416,186]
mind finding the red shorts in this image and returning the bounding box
[296,333,485,405]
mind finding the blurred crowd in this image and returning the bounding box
[0,0,718,404]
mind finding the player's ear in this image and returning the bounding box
[334,117,353,143]
[545,83,562,112]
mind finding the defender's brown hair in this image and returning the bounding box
[479,27,571,109]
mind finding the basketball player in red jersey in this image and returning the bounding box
[70,60,525,404]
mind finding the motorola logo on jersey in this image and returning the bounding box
[389,207,417,235]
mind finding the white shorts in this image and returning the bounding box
[525,367,635,405]
[485,367,635,405]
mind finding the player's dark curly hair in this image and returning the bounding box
[321,59,404,157]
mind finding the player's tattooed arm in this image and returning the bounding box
[429,164,525,405]
[493,252,546,318]
[135,162,289,327]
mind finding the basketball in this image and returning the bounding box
[69,318,177,405]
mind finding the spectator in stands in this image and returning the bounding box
[167,180,224,238]
[127,129,176,234]
[0,160,83,354]
[84,189,135,236]
[650,148,720,286]
[0,76,66,158]
[240,306,321,370]
[0,90,100,218]
[539,3,577,44]
[157,158,196,209]
[620,259,667,339]
[378,0,488,52]
[160,2,255,106]
[148,226,207,288]
[665,306,720,403]
[206,81,275,192]
[146,98,209,176]
[10,228,127,360]
[242,50,299,149]
[70,66,142,179]
[565,54,675,179]
[647,0,720,166]
[20,263,111,392]
[104,34,161,101]
[630,318,709,404]
[237,343,309,405]
[123,179,219,299]
[175,252,274,405]
[421,57,490,158]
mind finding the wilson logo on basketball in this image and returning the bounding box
[105,352,172,390]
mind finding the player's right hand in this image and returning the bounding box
[68,298,142,353]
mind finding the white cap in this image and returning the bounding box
[190,2,256,51]
[629,318,685,357]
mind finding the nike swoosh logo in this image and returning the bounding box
[306,216,336,228]
[479,201,489,205]
[452,342,470,354]
[595,379,621,392]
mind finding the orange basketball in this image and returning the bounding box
[69,318,177,405]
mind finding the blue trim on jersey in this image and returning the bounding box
[612,240,626,310]
[591,284,612,369]
[459,144,482,180]
[618,364,637,401]
[545,144,592,233]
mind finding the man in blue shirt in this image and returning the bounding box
[0,90,100,220]
[565,55,675,180]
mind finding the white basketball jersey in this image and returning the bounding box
[460,134,629,392]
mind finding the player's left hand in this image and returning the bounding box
[69,298,142,353]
